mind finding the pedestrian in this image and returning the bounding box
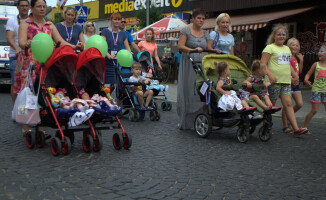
[302,45,326,132]
[260,24,308,135]
[83,21,95,43]
[138,28,162,70]
[119,17,140,53]
[100,12,131,92]
[177,8,214,130]
[209,13,234,55]
[15,0,83,138]
[6,0,30,104]
[281,37,304,134]
[55,7,85,46]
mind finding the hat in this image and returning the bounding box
[56,88,67,95]
[79,88,88,96]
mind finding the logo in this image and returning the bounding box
[171,0,182,7]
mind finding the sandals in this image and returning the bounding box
[22,129,31,137]
[282,127,293,134]
[39,131,51,140]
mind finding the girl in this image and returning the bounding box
[215,62,255,112]
[281,38,304,133]
[302,45,326,131]
[55,7,85,46]
[243,60,280,111]
[261,24,308,136]
[138,28,162,71]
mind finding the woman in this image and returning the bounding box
[177,8,213,130]
[138,28,162,70]
[261,24,308,136]
[16,0,83,138]
[100,12,131,91]
[209,13,234,55]
[55,7,85,46]
[83,21,95,43]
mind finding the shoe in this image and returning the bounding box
[266,104,273,110]
[139,107,146,111]
[38,130,51,140]
[22,128,31,137]
[145,106,154,110]
[238,107,246,113]
[293,128,308,136]
[272,106,281,111]
[247,106,256,111]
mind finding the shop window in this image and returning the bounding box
[287,23,297,38]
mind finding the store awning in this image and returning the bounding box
[160,6,315,39]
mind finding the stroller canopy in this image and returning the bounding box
[41,45,78,86]
[75,47,105,90]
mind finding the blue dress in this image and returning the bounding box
[100,29,127,85]
[55,23,83,45]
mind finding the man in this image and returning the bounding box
[119,17,140,54]
[6,0,30,104]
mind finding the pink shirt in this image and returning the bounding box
[290,57,299,75]
[138,41,157,62]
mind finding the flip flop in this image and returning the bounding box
[282,127,293,134]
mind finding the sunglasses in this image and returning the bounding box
[87,24,94,27]
[121,21,126,24]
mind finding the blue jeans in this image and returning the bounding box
[9,57,17,85]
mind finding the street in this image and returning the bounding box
[1,89,326,199]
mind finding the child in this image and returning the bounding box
[215,62,255,112]
[129,62,154,110]
[243,60,280,111]
[302,45,326,132]
[79,89,120,110]
[281,38,304,133]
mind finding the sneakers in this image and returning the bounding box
[293,128,309,136]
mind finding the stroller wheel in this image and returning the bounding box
[237,127,250,143]
[93,131,103,152]
[194,113,212,138]
[112,133,123,150]
[62,137,72,155]
[153,101,158,110]
[35,131,45,148]
[258,126,272,142]
[167,102,172,111]
[82,133,93,153]
[129,109,138,122]
[50,137,61,156]
[123,132,132,150]
[150,111,156,121]
[155,111,160,121]
[161,102,167,111]
[26,131,35,149]
[65,131,75,145]
[249,126,256,135]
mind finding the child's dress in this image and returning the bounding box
[247,75,268,99]
[217,77,243,111]
[311,62,326,103]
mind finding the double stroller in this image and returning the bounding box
[116,51,167,122]
[193,52,281,143]
[25,45,132,156]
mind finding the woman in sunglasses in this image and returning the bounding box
[55,7,85,47]
[84,21,95,43]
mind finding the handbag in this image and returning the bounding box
[12,64,41,125]
[212,31,220,49]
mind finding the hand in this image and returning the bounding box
[225,91,231,95]
[158,65,162,71]
[15,49,20,57]
[25,40,31,49]
[304,79,312,87]
[74,42,83,51]
[216,49,222,54]
[194,47,203,53]
[297,53,304,62]
[268,73,277,85]
[246,82,252,88]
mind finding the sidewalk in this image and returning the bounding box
[163,82,325,123]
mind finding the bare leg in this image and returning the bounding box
[303,103,319,128]
[135,91,145,108]
[144,90,154,107]
[280,94,299,131]
[292,92,303,112]
[263,95,273,107]
[249,94,268,110]
[241,99,250,108]
[11,85,17,104]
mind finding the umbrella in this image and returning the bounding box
[132,14,187,40]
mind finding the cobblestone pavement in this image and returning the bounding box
[1,92,326,199]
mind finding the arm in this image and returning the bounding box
[261,52,277,84]
[6,31,20,56]
[50,23,80,50]
[297,53,304,74]
[216,80,230,95]
[178,34,202,53]
[230,46,234,55]
[131,42,140,53]
[154,48,162,70]
[304,62,317,87]
[290,66,299,85]
[123,38,131,52]
[18,20,30,49]
[243,77,252,88]
[100,34,114,59]
[78,31,85,50]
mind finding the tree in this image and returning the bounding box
[136,6,163,29]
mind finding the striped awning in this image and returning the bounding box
[160,7,315,39]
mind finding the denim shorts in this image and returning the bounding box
[9,57,17,85]
[268,83,291,100]
[310,91,326,103]
[291,84,301,94]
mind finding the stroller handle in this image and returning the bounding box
[189,49,218,54]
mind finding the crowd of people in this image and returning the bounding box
[7,1,324,138]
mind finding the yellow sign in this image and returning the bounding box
[105,0,183,14]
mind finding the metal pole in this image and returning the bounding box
[146,0,149,26]
[80,0,83,7]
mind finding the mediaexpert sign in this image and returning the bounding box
[99,0,192,18]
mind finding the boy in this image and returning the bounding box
[129,62,154,110]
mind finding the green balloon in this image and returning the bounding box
[116,49,133,67]
[31,33,54,63]
[85,35,108,57]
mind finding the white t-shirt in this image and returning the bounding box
[6,15,20,58]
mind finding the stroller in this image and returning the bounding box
[193,51,281,143]
[137,51,171,111]
[116,52,160,122]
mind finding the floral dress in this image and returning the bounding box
[13,16,52,94]
[247,75,267,99]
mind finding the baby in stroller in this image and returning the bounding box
[129,62,154,110]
